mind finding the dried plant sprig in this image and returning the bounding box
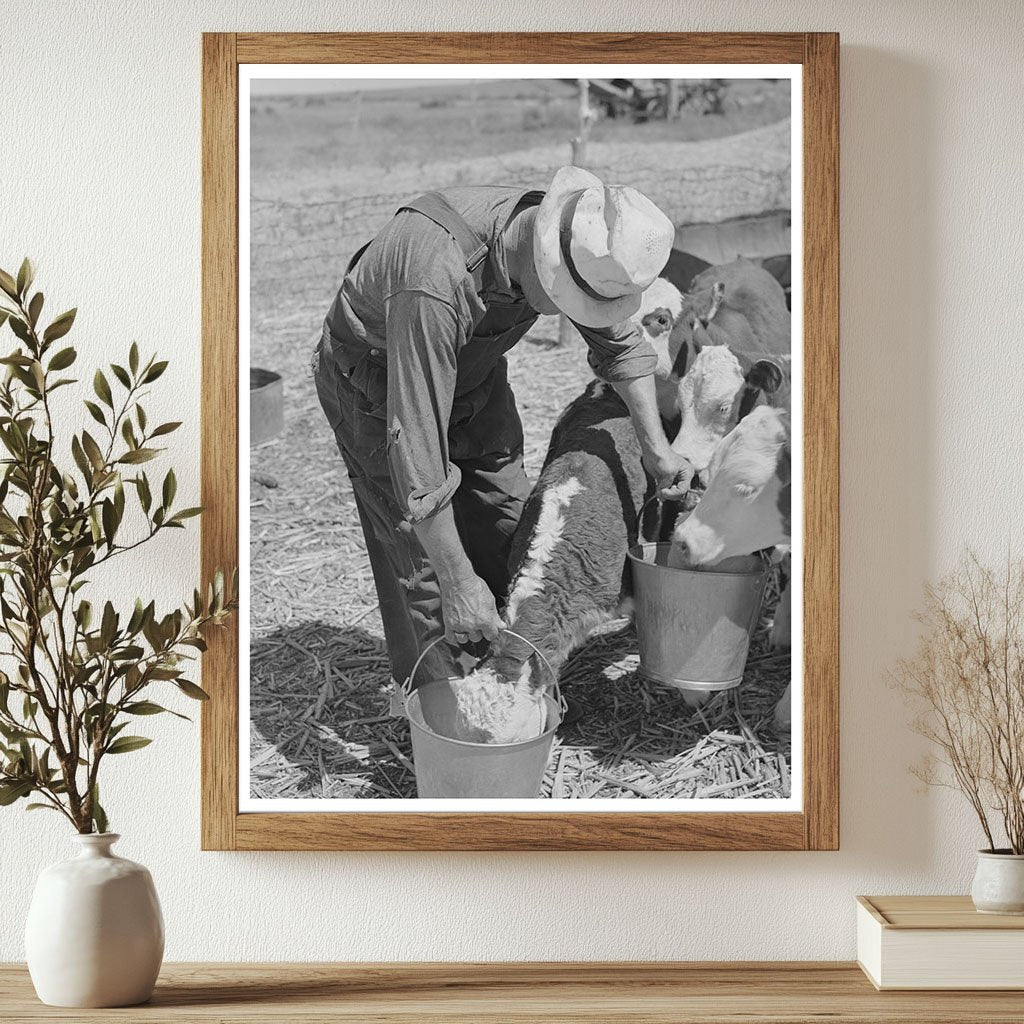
[894,551,1024,854]
[0,258,237,833]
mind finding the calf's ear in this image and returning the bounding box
[745,358,784,394]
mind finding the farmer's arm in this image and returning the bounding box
[385,290,503,642]
[575,319,693,495]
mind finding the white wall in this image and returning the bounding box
[2,0,1022,962]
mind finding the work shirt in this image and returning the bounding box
[323,185,657,524]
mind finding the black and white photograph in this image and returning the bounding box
[240,64,802,809]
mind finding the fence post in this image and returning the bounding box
[666,79,679,121]
[559,78,592,347]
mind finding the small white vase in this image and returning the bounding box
[971,849,1024,915]
[25,833,164,1007]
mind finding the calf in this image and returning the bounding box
[667,405,792,721]
[454,379,650,741]
[452,348,783,742]
[633,261,790,427]
[669,404,792,569]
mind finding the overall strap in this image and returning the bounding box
[345,240,372,274]
[397,191,489,273]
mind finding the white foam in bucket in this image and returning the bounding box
[406,680,562,799]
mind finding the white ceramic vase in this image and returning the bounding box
[25,833,164,1007]
[971,850,1024,915]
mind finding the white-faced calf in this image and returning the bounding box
[669,404,791,569]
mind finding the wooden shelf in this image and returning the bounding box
[4,962,1024,1022]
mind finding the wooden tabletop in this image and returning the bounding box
[3,962,1024,1023]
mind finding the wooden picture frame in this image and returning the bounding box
[201,32,839,851]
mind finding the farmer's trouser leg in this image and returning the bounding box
[451,449,530,602]
[314,345,529,688]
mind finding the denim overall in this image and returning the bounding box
[313,191,540,688]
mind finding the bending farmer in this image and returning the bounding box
[313,166,688,689]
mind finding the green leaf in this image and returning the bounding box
[118,448,157,465]
[126,598,146,635]
[113,475,125,519]
[110,363,131,389]
[76,599,93,630]
[136,473,152,513]
[129,342,139,375]
[101,498,117,546]
[93,369,113,408]
[71,435,92,483]
[0,269,18,301]
[0,779,32,805]
[91,785,108,834]
[83,400,106,427]
[162,468,176,508]
[124,701,164,715]
[42,308,76,344]
[105,735,152,755]
[0,722,27,742]
[175,679,210,701]
[48,346,77,371]
[149,421,181,438]
[81,431,105,472]
[121,418,137,450]
[27,292,43,328]
[124,700,188,721]
[8,316,31,344]
[142,360,168,383]
[100,601,117,647]
[0,352,33,366]
[168,507,203,524]
[16,258,34,298]
[136,404,147,432]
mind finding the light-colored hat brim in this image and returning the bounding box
[534,166,645,329]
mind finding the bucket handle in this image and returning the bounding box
[637,494,661,545]
[402,628,565,709]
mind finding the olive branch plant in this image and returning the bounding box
[0,259,236,834]
[894,551,1024,854]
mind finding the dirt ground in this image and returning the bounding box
[247,78,793,800]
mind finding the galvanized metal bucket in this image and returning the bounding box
[627,542,769,694]
[403,631,563,799]
[250,367,284,446]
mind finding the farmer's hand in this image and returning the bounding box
[413,505,504,644]
[650,450,695,502]
[439,571,505,645]
[612,377,694,501]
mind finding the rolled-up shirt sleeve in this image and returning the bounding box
[384,289,465,524]
[575,318,658,383]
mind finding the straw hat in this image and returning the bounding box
[534,166,675,328]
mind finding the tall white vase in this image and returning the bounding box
[25,833,164,1007]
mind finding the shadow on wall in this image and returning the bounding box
[838,48,937,868]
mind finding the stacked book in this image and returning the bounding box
[857,895,1024,990]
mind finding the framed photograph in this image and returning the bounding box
[202,32,838,850]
